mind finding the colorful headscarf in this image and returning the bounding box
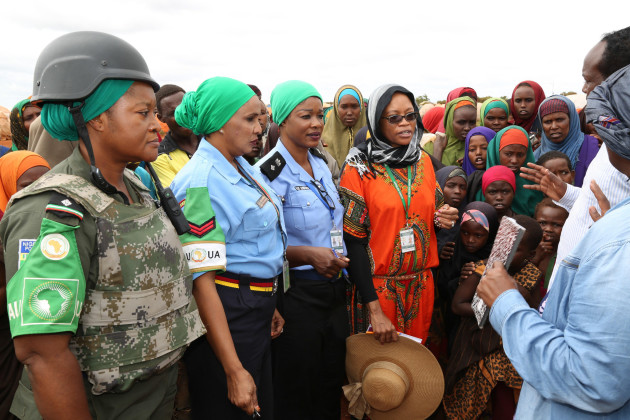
[482,125,542,216]
[0,151,50,212]
[510,80,546,132]
[41,79,134,141]
[10,98,36,150]
[425,97,477,166]
[351,84,423,168]
[436,87,478,134]
[270,80,322,126]
[482,165,516,195]
[480,98,509,127]
[534,95,585,167]
[176,77,255,135]
[321,84,367,166]
[461,209,490,232]
[586,63,630,160]
[422,106,445,134]
[462,126,496,175]
[435,165,467,190]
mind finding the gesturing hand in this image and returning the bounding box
[520,162,567,201]
[588,180,611,222]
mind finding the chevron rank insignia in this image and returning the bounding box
[188,217,216,238]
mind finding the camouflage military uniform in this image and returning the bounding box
[0,149,205,419]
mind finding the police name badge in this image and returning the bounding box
[400,228,415,253]
[256,195,269,208]
[330,229,343,254]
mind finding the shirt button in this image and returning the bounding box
[307,202,311,206]
[264,221,268,226]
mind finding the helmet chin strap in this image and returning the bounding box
[68,103,129,204]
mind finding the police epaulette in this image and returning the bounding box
[309,147,328,164]
[45,193,85,221]
[259,151,286,182]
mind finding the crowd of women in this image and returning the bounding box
[1,26,630,420]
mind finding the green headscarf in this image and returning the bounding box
[476,125,542,216]
[10,98,33,150]
[40,79,134,141]
[424,96,476,166]
[270,80,322,126]
[479,98,509,126]
[175,77,255,136]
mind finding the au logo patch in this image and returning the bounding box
[191,248,207,263]
[189,217,216,238]
[20,278,81,326]
[40,234,70,260]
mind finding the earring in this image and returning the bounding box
[220,129,224,134]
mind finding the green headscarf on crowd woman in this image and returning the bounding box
[270,80,323,126]
[479,97,509,126]
[321,85,367,167]
[40,79,134,141]
[476,125,542,216]
[424,96,477,166]
[10,98,34,151]
[175,77,255,135]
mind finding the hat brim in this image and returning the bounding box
[346,334,444,420]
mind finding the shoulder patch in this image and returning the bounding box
[259,151,286,182]
[45,193,85,221]
[309,147,328,164]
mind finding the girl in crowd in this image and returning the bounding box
[534,95,600,187]
[482,125,542,216]
[425,96,477,166]
[445,215,542,420]
[171,77,285,419]
[321,85,367,167]
[482,165,517,221]
[480,97,510,133]
[537,150,575,185]
[438,202,498,353]
[436,166,468,260]
[531,198,568,296]
[0,150,50,419]
[340,84,458,344]
[10,99,41,150]
[462,126,495,176]
[509,80,546,149]
[257,80,348,420]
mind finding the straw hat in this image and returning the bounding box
[344,333,444,420]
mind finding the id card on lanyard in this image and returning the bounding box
[384,165,417,258]
[304,180,343,254]
[237,162,288,292]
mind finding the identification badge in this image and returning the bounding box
[330,229,344,254]
[282,257,291,293]
[400,228,415,253]
[256,195,269,208]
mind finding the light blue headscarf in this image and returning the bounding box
[534,95,585,166]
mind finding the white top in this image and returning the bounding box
[549,143,630,289]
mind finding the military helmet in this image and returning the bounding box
[32,31,159,102]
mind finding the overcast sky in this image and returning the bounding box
[0,0,627,108]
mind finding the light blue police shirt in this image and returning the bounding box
[256,140,345,271]
[171,139,286,279]
[489,196,630,419]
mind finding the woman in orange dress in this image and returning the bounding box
[340,84,458,343]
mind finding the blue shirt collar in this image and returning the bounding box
[276,139,327,183]
[197,139,257,185]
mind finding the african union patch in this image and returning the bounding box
[22,278,81,326]
[183,242,227,272]
[18,239,36,269]
[40,233,70,260]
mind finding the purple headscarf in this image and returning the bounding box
[462,126,496,175]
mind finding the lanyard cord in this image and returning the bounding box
[384,164,418,269]
[237,162,287,252]
[304,181,336,227]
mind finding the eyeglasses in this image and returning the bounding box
[381,112,418,125]
[311,180,336,210]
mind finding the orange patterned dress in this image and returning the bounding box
[340,151,443,341]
